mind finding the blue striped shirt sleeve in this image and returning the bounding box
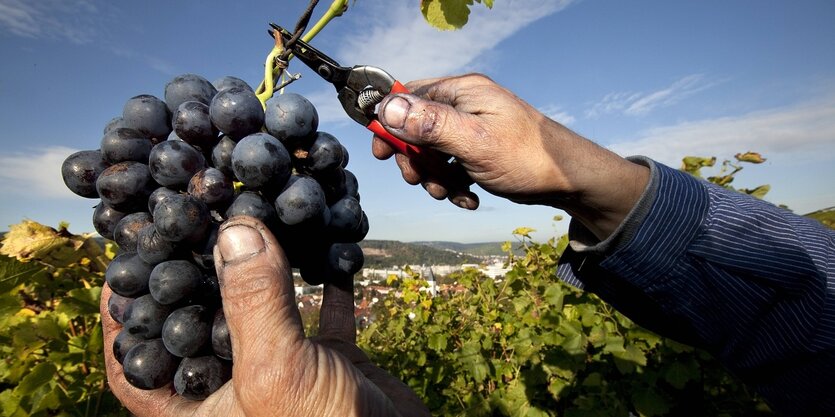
[557,157,835,416]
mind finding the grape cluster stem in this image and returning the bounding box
[256,0,349,108]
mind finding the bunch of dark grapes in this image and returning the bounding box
[61,74,367,399]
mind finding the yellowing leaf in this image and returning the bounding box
[740,184,771,199]
[421,0,473,30]
[0,220,101,268]
[512,227,536,238]
[735,151,766,164]
[680,156,716,177]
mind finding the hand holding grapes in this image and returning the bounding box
[101,216,429,417]
[372,74,650,241]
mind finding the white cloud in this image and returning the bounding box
[337,0,576,83]
[0,0,101,44]
[606,95,835,167]
[0,146,81,199]
[538,104,576,126]
[586,74,716,118]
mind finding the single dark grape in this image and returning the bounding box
[299,259,329,286]
[114,212,152,252]
[174,101,219,149]
[107,292,135,324]
[173,355,231,400]
[264,92,318,146]
[211,308,231,360]
[165,74,218,113]
[103,116,126,135]
[329,196,363,233]
[225,191,278,229]
[345,211,370,243]
[299,132,344,175]
[328,242,364,277]
[343,169,359,199]
[340,144,349,168]
[113,329,144,364]
[148,140,206,189]
[274,175,326,226]
[96,161,158,212]
[136,223,180,265]
[211,136,236,177]
[122,94,172,141]
[123,294,172,339]
[61,150,109,198]
[148,186,178,214]
[149,260,202,305]
[209,87,264,140]
[106,252,153,297]
[231,132,291,189]
[100,127,153,164]
[153,194,210,243]
[212,75,252,93]
[92,202,128,240]
[317,168,348,205]
[162,305,213,357]
[122,339,179,390]
[188,168,234,209]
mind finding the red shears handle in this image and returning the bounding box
[365,81,425,159]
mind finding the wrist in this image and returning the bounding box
[537,127,650,240]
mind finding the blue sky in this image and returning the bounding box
[1,0,834,243]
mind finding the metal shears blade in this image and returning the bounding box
[269,24,422,158]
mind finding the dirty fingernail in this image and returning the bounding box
[217,225,265,264]
[381,96,410,129]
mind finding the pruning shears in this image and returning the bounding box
[269,24,430,160]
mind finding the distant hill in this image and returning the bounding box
[358,240,483,268]
[414,241,522,257]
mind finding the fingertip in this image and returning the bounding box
[422,181,448,200]
[371,135,395,160]
[395,154,422,185]
[449,190,479,210]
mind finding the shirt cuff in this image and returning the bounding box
[564,156,710,290]
[567,156,660,255]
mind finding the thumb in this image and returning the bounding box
[213,216,304,363]
[378,93,472,157]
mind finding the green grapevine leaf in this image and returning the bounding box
[28,384,61,414]
[0,255,45,293]
[13,362,56,396]
[56,287,102,317]
[428,333,448,351]
[612,344,647,374]
[663,361,699,389]
[421,0,473,30]
[631,387,671,417]
[0,390,26,417]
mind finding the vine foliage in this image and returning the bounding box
[357,228,774,416]
[0,221,123,416]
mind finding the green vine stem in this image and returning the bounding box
[256,0,348,107]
